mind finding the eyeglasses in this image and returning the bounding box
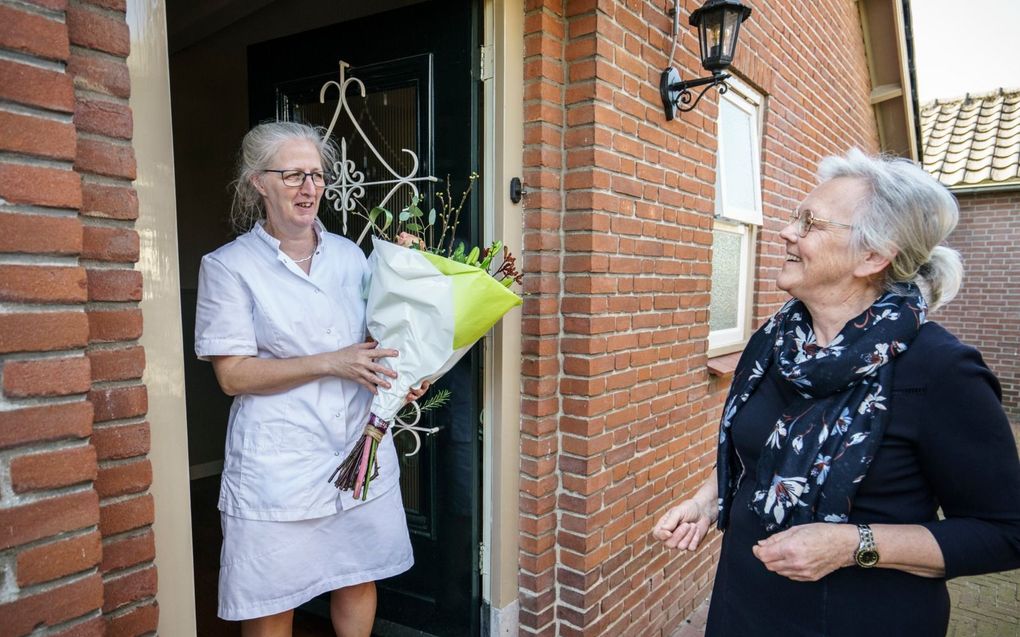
[263,169,327,188]
[789,209,854,237]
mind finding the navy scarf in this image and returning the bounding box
[716,286,927,532]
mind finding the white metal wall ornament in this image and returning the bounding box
[318,60,439,456]
[391,401,440,457]
[319,60,438,245]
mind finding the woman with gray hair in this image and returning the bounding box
[653,149,1020,636]
[195,121,424,635]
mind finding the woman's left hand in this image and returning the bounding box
[752,523,857,581]
[405,380,430,404]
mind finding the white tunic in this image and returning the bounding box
[195,220,401,519]
[195,220,412,620]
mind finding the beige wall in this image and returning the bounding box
[484,0,524,614]
[127,0,197,633]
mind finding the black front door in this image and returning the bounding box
[248,3,482,635]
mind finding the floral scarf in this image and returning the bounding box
[716,286,927,532]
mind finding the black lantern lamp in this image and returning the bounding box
[660,0,752,121]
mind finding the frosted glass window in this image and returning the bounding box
[710,229,742,332]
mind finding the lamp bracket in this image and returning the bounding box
[659,67,730,121]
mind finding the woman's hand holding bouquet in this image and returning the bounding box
[330,176,522,499]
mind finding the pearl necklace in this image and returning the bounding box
[263,221,318,263]
[291,233,318,263]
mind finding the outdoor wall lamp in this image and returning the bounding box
[660,0,753,121]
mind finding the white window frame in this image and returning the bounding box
[709,220,754,352]
[715,78,763,226]
[709,78,763,355]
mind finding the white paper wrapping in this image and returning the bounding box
[366,237,456,419]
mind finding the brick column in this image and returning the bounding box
[517,1,732,635]
[0,1,104,634]
[0,0,157,634]
[519,2,567,635]
[69,0,159,633]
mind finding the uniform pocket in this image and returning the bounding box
[243,422,319,452]
[238,421,323,513]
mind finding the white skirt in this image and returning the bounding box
[218,484,413,621]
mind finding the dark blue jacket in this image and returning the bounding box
[706,321,1020,637]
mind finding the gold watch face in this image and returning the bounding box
[856,549,880,568]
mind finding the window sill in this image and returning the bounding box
[707,351,742,380]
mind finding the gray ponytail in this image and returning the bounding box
[917,245,963,312]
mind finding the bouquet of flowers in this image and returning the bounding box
[329,175,522,499]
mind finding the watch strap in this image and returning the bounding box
[854,523,879,567]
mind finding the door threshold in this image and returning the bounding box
[373,618,440,637]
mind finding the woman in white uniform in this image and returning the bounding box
[195,121,421,636]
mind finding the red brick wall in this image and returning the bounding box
[936,191,1020,423]
[518,1,878,635]
[0,1,157,635]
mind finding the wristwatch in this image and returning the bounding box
[854,524,880,568]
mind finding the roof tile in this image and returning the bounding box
[921,88,1020,188]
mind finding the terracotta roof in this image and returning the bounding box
[920,88,1020,189]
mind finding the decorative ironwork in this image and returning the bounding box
[660,68,731,120]
[318,61,440,452]
[658,0,750,121]
[392,399,440,458]
[319,60,437,244]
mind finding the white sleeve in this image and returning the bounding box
[194,254,258,360]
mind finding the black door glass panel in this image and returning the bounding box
[275,55,433,254]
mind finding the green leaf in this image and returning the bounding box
[396,388,452,422]
[419,389,451,412]
[398,210,411,221]
[478,240,501,270]
[406,223,422,232]
[369,207,393,232]
[428,208,436,226]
